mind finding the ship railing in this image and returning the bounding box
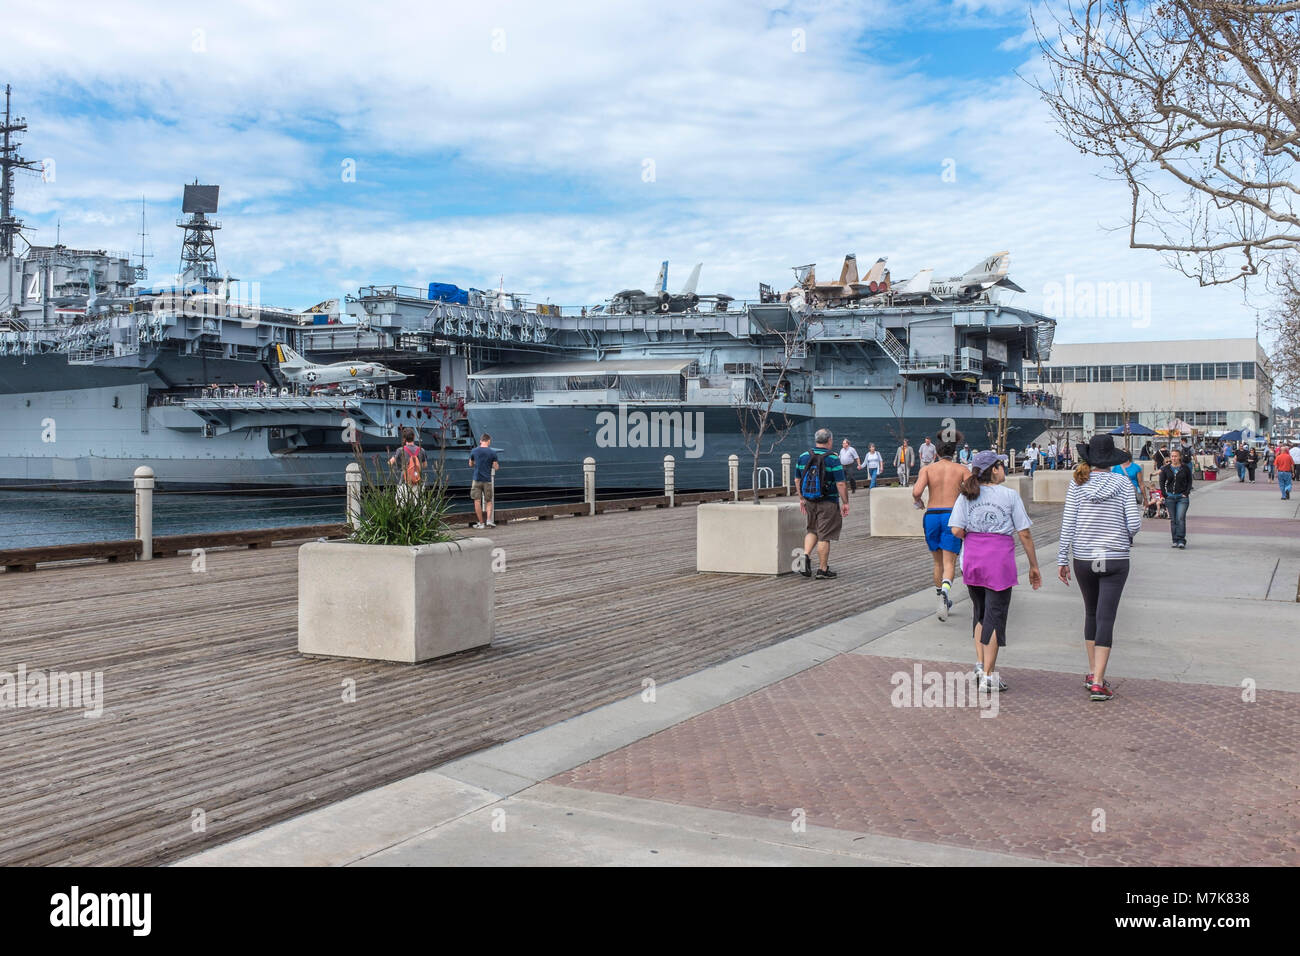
[899,354,953,373]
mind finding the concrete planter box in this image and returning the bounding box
[697,501,804,575]
[869,487,927,537]
[1032,470,1072,503]
[1000,475,1032,511]
[298,538,494,663]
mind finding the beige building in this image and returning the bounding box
[1025,338,1273,445]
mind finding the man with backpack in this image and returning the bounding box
[468,433,499,529]
[388,427,427,505]
[795,428,849,580]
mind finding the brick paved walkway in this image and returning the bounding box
[552,654,1300,866]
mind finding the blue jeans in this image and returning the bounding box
[1236,462,1246,481]
[868,468,879,489]
[1166,494,1189,544]
[1279,472,1292,499]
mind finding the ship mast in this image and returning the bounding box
[0,84,42,257]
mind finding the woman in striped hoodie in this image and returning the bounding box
[1058,435,1142,701]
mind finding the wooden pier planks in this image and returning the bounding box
[0,498,1064,865]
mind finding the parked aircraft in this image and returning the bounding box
[272,344,407,390]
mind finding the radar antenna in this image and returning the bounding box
[177,181,221,282]
[0,85,43,258]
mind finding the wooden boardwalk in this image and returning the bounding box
[0,495,1064,865]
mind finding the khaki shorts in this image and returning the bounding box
[470,480,494,502]
[804,497,843,541]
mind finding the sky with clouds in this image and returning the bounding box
[2,0,1267,345]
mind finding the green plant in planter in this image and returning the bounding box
[351,450,456,546]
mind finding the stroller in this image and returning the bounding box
[1145,483,1167,519]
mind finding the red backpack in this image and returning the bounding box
[399,443,424,485]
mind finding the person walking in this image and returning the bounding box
[1276,446,1294,499]
[467,432,500,529]
[1243,443,1259,482]
[912,436,969,621]
[388,426,427,505]
[918,437,938,469]
[864,443,883,489]
[1233,444,1247,482]
[1159,447,1194,549]
[895,438,915,487]
[1111,451,1147,511]
[795,428,849,580]
[1057,435,1142,702]
[948,451,1042,693]
[839,438,862,494]
[1047,441,1058,470]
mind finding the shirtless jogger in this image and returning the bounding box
[912,435,969,621]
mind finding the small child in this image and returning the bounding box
[1145,480,1166,519]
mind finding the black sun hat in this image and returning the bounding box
[1076,434,1129,468]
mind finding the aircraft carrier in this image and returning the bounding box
[0,87,1060,492]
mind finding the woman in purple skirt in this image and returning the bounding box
[949,450,1043,692]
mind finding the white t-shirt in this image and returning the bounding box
[839,446,860,467]
[1022,457,1033,474]
[919,442,937,465]
[950,483,1033,536]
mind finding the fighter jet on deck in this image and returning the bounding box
[272,344,408,392]
[890,252,1025,304]
[607,261,726,314]
[787,254,890,307]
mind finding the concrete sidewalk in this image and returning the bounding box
[179,475,1300,867]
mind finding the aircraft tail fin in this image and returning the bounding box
[838,254,858,286]
[275,343,308,369]
[898,268,934,294]
[680,263,702,296]
[962,251,1011,285]
[654,260,668,294]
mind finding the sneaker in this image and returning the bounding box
[1089,681,1113,701]
[974,663,985,683]
[937,588,949,622]
[799,553,812,578]
[1177,542,1186,549]
[983,672,1008,693]
[1084,672,1094,687]
[814,567,837,580]
[486,521,497,528]
[472,522,486,529]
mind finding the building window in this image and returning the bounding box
[1189,363,1202,381]
[1215,363,1229,379]
[1098,366,1112,382]
[1242,363,1255,380]
[1061,367,1074,382]
[1094,412,1124,429]
[1061,412,1083,428]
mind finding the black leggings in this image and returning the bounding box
[1072,558,1130,649]
[968,585,1012,646]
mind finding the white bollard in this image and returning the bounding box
[728,454,740,500]
[345,462,362,530]
[781,453,792,495]
[134,466,154,560]
[583,457,596,516]
[664,455,675,507]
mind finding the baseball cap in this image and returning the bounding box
[971,450,1008,471]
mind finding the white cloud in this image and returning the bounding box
[2,0,1263,347]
